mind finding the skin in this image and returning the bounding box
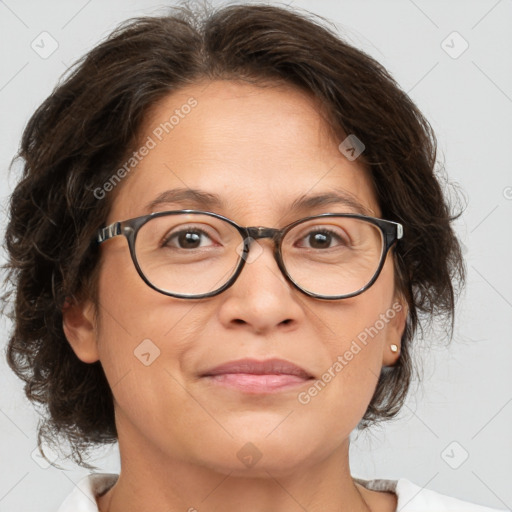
[63,80,407,512]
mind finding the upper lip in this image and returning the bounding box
[201,358,313,379]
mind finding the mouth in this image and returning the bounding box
[200,358,314,394]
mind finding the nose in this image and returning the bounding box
[216,237,304,334]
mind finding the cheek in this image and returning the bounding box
[93,248,202,409]
[95,242,204,345]
[301,255,397,418]
[93,261,216,459]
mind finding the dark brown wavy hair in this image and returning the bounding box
[2,1,465,465]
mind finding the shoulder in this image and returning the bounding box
[57,473,118,512]
[354,476,509,512]
[395,478,509,511]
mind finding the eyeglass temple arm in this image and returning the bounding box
[97,222,122,243]
[388,222,403,246]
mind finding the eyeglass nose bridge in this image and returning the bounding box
[237,225,287,270]
[245,226,281,240]
[236,226,291,290]
[242,226,284,255]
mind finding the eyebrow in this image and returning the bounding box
[290,190,374,216]
[145,188,223,212]
[144,187,374,217]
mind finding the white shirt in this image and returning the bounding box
[57,473,509,512]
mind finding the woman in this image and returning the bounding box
[3,3,506,511]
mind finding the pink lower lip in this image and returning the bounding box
[206,373,310,393]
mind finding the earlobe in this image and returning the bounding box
[62,295,100,363]
[382,296,409,367]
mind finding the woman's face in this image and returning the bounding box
[65,80,406,476]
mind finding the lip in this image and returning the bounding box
[201,358,314,394]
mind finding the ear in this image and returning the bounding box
[381,294,408,367]
[62,295,100,363]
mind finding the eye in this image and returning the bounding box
[296,228,349,249]
[162,227,216,249]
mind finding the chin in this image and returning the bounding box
[188,425,330,478]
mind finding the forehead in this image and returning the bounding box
[107,80,379,224]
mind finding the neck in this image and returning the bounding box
[99,442,373,512]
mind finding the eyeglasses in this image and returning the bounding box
[97,210,403,300]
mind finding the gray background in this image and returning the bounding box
[0,0,511,510]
